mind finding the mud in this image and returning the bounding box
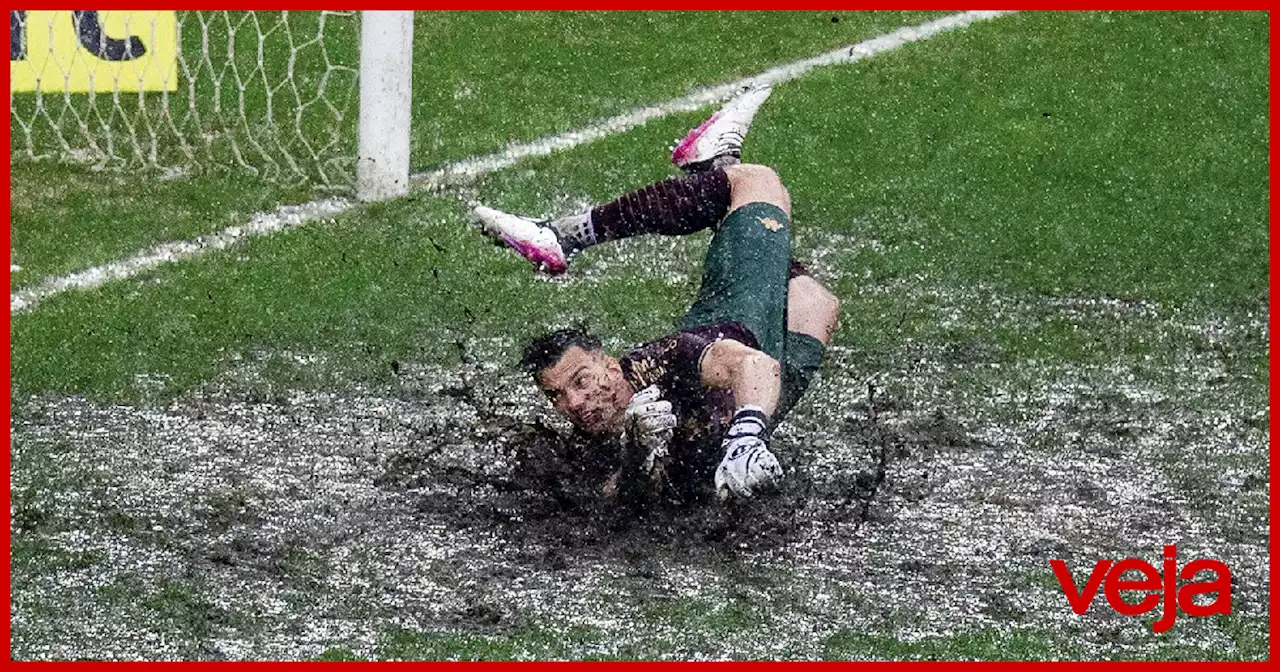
[10,288,1270,660]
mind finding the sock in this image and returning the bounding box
[726,404,769,442]
[549,168,732,252]
[679,153,742,175]
[548,211,595,256]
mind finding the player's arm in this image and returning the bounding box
[698,338,782,417]
[699,338,785,499]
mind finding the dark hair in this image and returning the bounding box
[520,327,602,378]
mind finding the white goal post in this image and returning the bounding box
[356,11,412,201]
[9,10,414,201]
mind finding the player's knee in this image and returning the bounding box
[737,163,787,198]
[726,163,790,215]
[788,277,841,344]
[728,162,779,182]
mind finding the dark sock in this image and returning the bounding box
[589,167,732,243]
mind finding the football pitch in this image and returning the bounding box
[8,11,1270,660]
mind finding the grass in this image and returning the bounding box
[641,595,763,632]
[139,579,250,642]
[8,163,315,286]
[12,12,1266,402]
[8,10,1269,662]
[768,10,1268,311]
[822,629,1072,661]
[12,194,506,400]
[9,11,939,288]
[820,617,1270,661]
[374,625,603,661]
[11,539,106,572]
[405,11,944,168]
[307,610,1270,660]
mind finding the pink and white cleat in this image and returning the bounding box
[671,86,773,173]
[473,205,569,275]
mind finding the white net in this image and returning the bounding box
[9,10,360,188]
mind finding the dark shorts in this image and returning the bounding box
[676,201,827,421]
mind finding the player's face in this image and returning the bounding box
[537,346,628,434]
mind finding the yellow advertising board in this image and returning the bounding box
[10,10,178,92]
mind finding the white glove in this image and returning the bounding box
[715,407,782,499]
[623,385,676,473]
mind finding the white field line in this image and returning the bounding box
[10,199,352,314]
[413,10,1012,187]
[11,10,1011,315]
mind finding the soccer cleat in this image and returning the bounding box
[671,85,773,173]
[473,205,569,275]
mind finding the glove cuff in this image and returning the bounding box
[727,405,768,439]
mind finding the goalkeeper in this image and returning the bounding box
[474,87,840,503]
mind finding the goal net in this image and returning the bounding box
[9,10,361,188]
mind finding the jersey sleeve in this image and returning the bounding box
[619,322,758,395]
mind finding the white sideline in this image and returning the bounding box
[414,10,1012,187]
[11,10,1011,315]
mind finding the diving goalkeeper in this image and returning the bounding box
[474,87,840,503]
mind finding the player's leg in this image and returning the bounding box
[725,163,791,217]
[676,170,840,423]
[677,163,793,359]
[567,87,777,245]
[786,274,840,345]
[474,87,772,275]
[473,169,732,274]
[774,269,840,420]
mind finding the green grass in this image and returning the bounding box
[10,11,939,287]
[11,11,1268,401]
[139,579,251,641]
[9,163,315,286]
[12,194,519,400]
[641,595,764,632]
[373,624,603,661]
[821,615,1271,662]
[11,539,106,572]
[406,11,944,169]
[823,629,1073,661]
[758,11,1268,310]
[312,613,1270,661]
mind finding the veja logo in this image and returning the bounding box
[1051,545,1231,633]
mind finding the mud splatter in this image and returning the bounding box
[11,283,1268,660]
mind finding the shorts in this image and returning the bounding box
[676,201,827,421]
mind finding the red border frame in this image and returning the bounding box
[2,5,1274,664]
[2,3,1278,10]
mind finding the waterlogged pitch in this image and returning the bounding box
[9,11,1269,661]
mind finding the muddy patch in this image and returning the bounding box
[10,300,1269,659]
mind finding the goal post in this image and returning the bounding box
[356,10,413,202]
[9,10,415,199]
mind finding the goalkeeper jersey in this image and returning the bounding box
[617,321,758,501]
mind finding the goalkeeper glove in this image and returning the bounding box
[715,405,782,500]
[623,385,676,475]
